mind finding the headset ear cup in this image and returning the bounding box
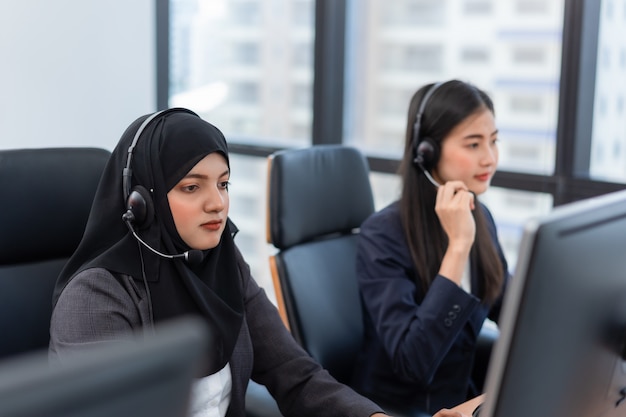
[126,185,154,229]
[416,137,439,170]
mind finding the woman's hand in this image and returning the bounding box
[370,411,469,417]
[435,180,476,249]
[435,181,476,285]
[369,408,469,416]
[432,409,469,417]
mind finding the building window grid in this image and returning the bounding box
[158,0,626,195]
[163,0,626,288]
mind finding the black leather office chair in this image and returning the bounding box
[0,147,110,360]
[245,145,376,417]
[266,144,375,385]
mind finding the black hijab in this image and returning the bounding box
[53,108,244,374]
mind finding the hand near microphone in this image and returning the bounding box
[435,180,476,286]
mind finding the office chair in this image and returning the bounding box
[0,146,280,417]
[266,144,375,384]
[0,147,110,359]
[244,145,377,417]
[263,145,498,417]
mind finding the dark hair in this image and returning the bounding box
[397,80,503,302]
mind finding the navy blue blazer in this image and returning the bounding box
[351,200,510,416]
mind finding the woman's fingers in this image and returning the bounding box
[436,181,475,210]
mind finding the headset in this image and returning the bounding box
[411,81,443,188]
[121,108,203,265]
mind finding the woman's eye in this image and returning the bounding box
[219,181,230,190]
[182,184,198,192]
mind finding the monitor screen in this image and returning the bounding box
[0,316,209,417]
[481,189,626,417]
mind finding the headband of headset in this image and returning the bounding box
[122,108,199,202]
[412,82,443,170]
[121,108,199,228]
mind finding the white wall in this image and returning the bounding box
[0,0,155,151]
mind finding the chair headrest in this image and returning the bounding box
[267,145,375,249]
[0,147,110,264]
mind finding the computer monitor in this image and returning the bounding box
[0,316,210,417]
[480,189,626,417]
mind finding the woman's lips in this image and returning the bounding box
[202,220,222,231]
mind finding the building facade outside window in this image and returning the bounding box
[167,0,625,296]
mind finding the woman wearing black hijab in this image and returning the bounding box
[49,108,393,417]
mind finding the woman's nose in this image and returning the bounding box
[203,188,225,212]
[482,145,498,166]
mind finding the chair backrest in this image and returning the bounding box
[0,147,110,359]
[266,145,375,384]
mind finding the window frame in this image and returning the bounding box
[157,0,626,208]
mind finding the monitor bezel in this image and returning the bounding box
[0,316,209,417]
[481,189,626,417]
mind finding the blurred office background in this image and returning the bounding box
[1,0,625,300]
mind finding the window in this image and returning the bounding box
[381,0,445,26]
[590,0,626,182]
[227,154,275,295]
[463,0,493,14]
[168,0,315,290]
[460,47,491,65]
[169,0,315,143]
[344,0,564,176]
[516,0,549,14]
[232,42,259,66]
[480,187,553,269]
[164,0,626,295]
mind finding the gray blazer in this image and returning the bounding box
[49,249,383,417]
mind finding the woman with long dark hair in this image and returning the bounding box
[351,80,511,416]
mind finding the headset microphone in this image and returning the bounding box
[123,212,204,266]
[120,108,205,267]
[420,165,442,189]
